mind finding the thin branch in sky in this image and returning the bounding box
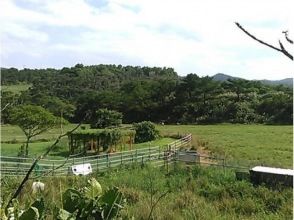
[282,30,293,44]
[235,22,293,61]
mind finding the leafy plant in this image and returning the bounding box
[1,198,45,220]
[133,121,159,143]
[2,179,123,220]
[55,178,123,220]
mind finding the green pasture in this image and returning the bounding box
[1,83,31,94]
[1,124,78,142]
[1,124,292,168]
[1,124,174,159]
[157,124,293,168]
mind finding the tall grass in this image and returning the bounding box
[1,163,292,219]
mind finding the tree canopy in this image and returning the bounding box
[90,109,123,129]
[1,64,292,125]
[9,105,60,156]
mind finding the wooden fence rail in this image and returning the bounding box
[0,134,192,177]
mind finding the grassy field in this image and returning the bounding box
[1,124,175,159]
[1,164,292,219]
[1,124,77,142]
[1,124,293,219]
[1,124,292,167]
[1,124,77,159]
[157,124,293,168]
[1,83,32,94]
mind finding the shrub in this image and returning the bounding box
[133,121,159,143]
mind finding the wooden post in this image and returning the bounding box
[107,154,110,168]
[69,135,72,154]
[149,143,151,161]
[166,154,169,173]
[131,152,133,164]
[158,146,160,159]
[96,157,99,172]
[52,163,55,176]
[121,152,123,165]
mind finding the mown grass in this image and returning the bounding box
[1,164,292,219]
[157,124,293,168]
[134,137,175,149]
[1,124,78,159]
[1,124,175,158]
[1,124,78,143]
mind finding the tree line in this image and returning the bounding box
[1,64,292,125]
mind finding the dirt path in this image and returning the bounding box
[193,137,218,165]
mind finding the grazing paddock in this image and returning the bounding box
[0,124,175,159]
[157,124,293,168]
[1,124,292,167]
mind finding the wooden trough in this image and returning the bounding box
[175,150,200,164]
[250,166,293,187]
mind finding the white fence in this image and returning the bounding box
[0,134,192,177]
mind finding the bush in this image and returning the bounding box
[133,121,159,143]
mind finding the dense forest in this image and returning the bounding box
[1,64,292,124]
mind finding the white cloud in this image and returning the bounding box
[1,0,293,80]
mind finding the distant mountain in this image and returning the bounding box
[212,73,293,87]
[212,73,241,82]
[259,78,293,87]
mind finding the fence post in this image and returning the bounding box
[158,146,160,159]
[121,152,123,165]
[96,156,99,172]
[107,154,109,168]
[141,156,144,166]
[52,162,55,176]
[149,144,151,161]
[131,152,134,164]
[166,154,169,173]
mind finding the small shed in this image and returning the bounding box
[250,166,293,187]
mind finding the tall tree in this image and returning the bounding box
[9,105,60,156]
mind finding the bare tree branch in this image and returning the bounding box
[235,22,293,60]
[0,103,11,112]
[6,121,83,209]
[282,31,293,44]
[147,190,170,220]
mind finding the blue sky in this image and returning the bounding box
[0,0,293,80]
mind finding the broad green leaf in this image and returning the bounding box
[19,207,39,220]
[56,208,76,220]
[100,187,123,220]
[31,198,45,218]
[62,189,82,213]
[84,178,103,200]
